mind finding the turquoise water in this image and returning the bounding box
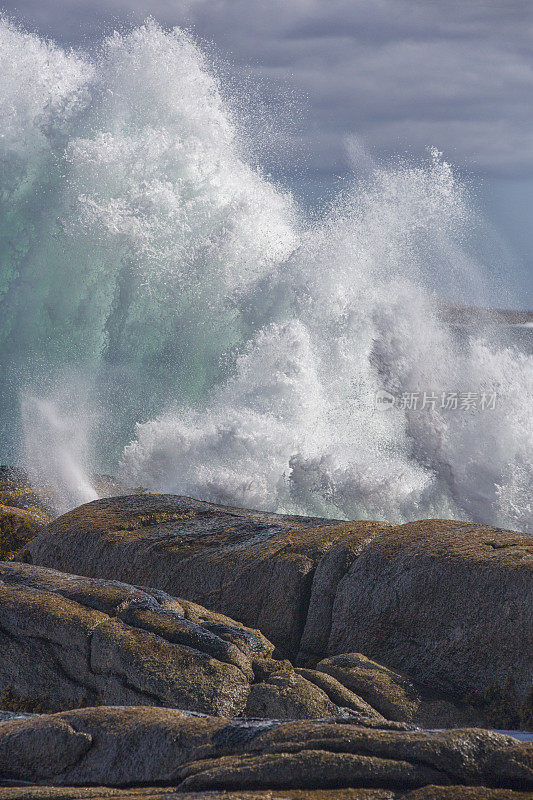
[1,19,532,528]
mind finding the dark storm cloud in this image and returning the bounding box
[2,0,533,178]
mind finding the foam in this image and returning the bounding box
[0,18,530,529]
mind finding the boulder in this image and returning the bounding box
[0,467,52,560]
[295,667,388,720]
[0,561,262,716]
[0,706,530,794]
[0,466,52,519]
[316,654,423,722]
[0,562,387,722]
[315,654,483,729]
[22,496,533,726]
[22,494,388,657]
[326,519,533,726]
[0,505,49,561]
[244,669,370,721]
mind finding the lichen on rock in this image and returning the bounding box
[0,707,530,794]
[23,495,533,727]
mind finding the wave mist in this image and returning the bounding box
[0,18,531,530]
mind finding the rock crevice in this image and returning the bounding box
[22,496,533,726]
[0,707,531,794]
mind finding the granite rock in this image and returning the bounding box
[22,496,533,725]
[0,707,530,793]
[0,562,383,722]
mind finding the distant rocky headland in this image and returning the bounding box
[438,301,533,328]
[0,468,531,798]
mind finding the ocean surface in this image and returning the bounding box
[0,18,532,530]
[494,730,533,742]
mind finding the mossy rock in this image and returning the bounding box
[20,496,533,727]
[0,561,386,722]
[0,465,53,517]
[0,686,88,715]
[316,653,422,722]
[0,505,50,561]
[0,707,530,793]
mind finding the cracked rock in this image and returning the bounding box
[21,496,533,724]
[0,706,530,794]
[0,562,269,716]
[0,562,383,721]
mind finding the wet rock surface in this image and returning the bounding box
[0,707,530,795]
[23,495,533,726]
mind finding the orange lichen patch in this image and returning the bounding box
[0,468,54,517]
[262,520,394,558]
[0,488,31,504]
[110,510,206,532]
[189,520,390,566]
[35,494,352,545]
[0,582,107,630]
[33,497,390,571]
[0,489,51,518]
[0,685,53,714]
[187,521,392,597]
[373,519,533,566]
[37,498,210,541]
[0,504,50,561]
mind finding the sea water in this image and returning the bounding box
[0,18,531,529]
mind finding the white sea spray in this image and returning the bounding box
[0,18,530,529]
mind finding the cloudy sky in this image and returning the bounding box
[4,0,533,304]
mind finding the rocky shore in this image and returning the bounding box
[0,478,531,797]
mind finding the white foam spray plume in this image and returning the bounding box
[0,18,531,531]
[21,395,98,516]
